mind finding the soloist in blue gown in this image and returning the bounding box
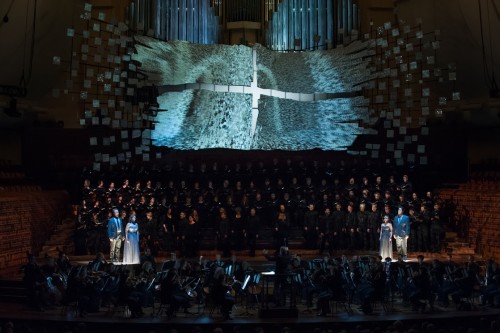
[379,222,393,260]
[123,222,140,264]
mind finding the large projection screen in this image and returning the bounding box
[133,37,372,150]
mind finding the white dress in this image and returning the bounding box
[123,222,140,264]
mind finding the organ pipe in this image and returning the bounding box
[128,0,358,49]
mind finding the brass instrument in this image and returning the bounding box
[185,277,201,298]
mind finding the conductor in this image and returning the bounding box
[264,246,293,307]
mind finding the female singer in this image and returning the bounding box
[379,215,393,260]
[123,214,140,265]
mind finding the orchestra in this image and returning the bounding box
[23,246,500,319]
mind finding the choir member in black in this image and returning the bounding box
[160,207,176,252]
[386,175,398,194]
[217,208,232,257]
[253,192,267,226]
[195,195,209,225]
[383,191,395,213]
[373,176,384,194]
[367,203,381,251]
[399,174,413,199]
[274,204,290,252]
[132,181,142,200]
[118,179,131,202]
[430,203,442,253]
[23,254,46,311]
[244,207,260,257]
[146,196,157,215]
[317,193,330,214]
[82,179,93,201]
[176,211,189,257]
[76,201,90,255]
[409,192,422,211]
[303,204,319,250]
[160,268,191,318]
[142,211,159,256]
[319,207,333,255]
[417,205,431,252]
[372,191,383,212]
[266,192,280,226]
[264,246,292,307]
[231,207,245,251]
[357,203,369,250]
[185,214,200,258]
[211,268,235,320]
[345,203,358,250]
[332,202,346,250]
[408,207,418,252]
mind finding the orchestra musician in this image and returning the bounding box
[23,254,46,311]
[211,267,236,320]
[480,259,500,307]
[408,265,433,312]
[160,268,192,318]
[302,260,326,309]
[39,256,64,306]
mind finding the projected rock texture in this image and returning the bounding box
[134,37,253,86]
[152,90,253,150]
[136,37,372,150]
[256,43,372,94]
[254,96,371,150]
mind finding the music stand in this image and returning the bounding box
[261,271,275,309]
[238,275,253,316]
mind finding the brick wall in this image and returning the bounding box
[0,191,69,278]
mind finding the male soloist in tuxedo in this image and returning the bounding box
[108,208,125,262]
[393,207,410,261]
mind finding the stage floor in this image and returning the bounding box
[1,295,499,333]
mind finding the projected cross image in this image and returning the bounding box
[134,36,372,150]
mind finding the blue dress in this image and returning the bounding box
[379,222,393,260]
[123,222,140,264]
